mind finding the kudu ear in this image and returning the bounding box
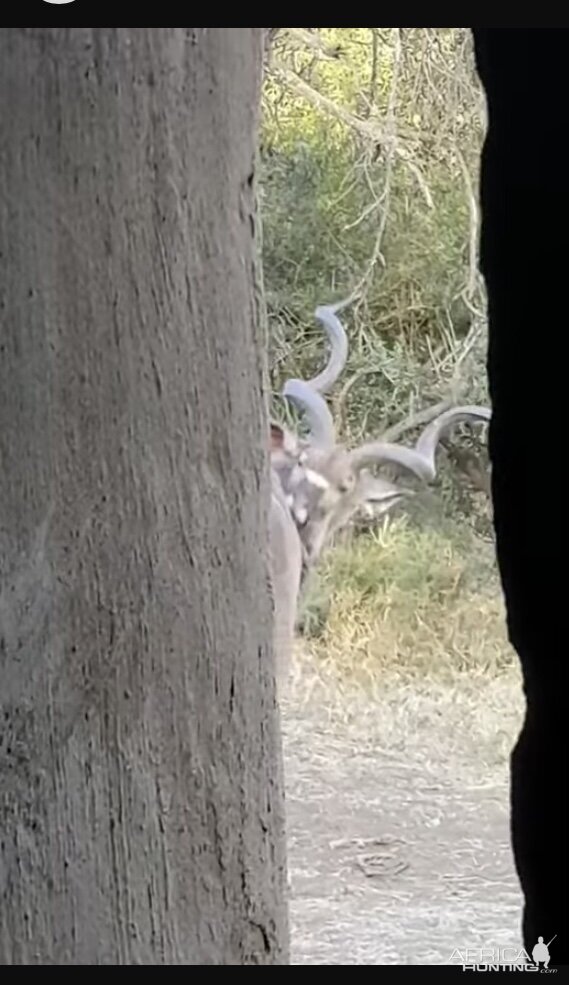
[270,422,286,452]
[270,421,301,457]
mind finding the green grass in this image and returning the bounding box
[297,515,514,688]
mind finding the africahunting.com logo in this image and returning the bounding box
[450,935,557,972]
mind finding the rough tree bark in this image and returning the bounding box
[0,28,288,965]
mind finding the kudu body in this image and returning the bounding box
[268,420,311,678]
[272,300,491,571]
[269,466,303,678]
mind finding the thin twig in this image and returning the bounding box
[351,29,403,306]
[456,147,479,300]
[367,28,379,118]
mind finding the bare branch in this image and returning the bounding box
[366,28,380,118]
[269,51,434,211]
[351,29,402,304]
[268,62,385,143]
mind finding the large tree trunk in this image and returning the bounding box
[0,28,287,965]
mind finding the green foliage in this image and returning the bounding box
[262,28,490,531]
[262,29,486,408]
[298,517,513,684]
[262,30,502,679]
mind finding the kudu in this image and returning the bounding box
[268,426,305,678]
[272,299,491,571]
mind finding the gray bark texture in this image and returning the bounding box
[0,28,288,965]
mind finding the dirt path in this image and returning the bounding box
[282,675,524,965]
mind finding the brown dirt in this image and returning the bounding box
[282,667,525,965]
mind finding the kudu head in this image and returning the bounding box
[272,300,491,568]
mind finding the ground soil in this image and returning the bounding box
[282,671,525,965]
